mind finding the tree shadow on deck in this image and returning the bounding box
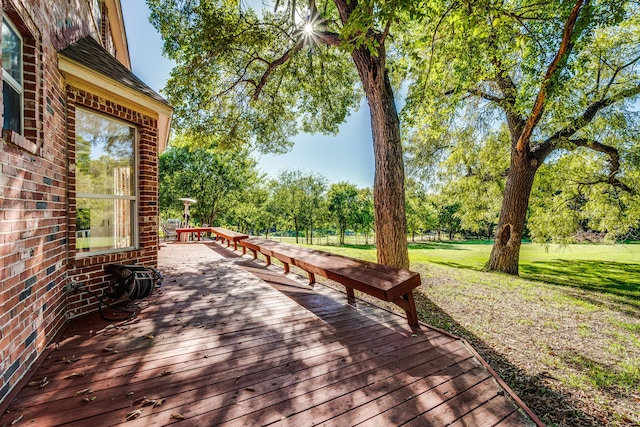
[203,242,536,426]
[1,241,540,426]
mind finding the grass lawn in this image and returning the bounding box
[274,238,640,427]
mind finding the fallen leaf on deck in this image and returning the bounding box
[82,396,97,403]
[160,370,172,376]
[64,372,85,379]
[153,398,166,407]
[27,377,47,388]
[133,396,147,404]
[145,335,154,339]
[245,387,255,392]
[126,410,142,421]
[11,414,23,425]
[126,391,135,396]
[171,413,185,420]
[75,388,92,396]
[140,398,157,407]
[102,347,118,354]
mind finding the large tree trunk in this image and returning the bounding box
[488,149,539,274]
[351,48,409,269]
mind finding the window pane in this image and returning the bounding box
[76,109,135,195]
[2,18,22,84]
[76,198,133,253]
[3,80,21,132]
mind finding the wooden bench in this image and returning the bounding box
[176,227,214,241]
[211,227,249,250]
[237,237,421,327]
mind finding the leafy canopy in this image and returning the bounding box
[148,0,366,154]
[403,0,640,242]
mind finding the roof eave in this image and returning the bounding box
[105,0,131,69]
[58,55,172,151]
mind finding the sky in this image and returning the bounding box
[121,0,376,188]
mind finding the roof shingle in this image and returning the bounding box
[58,36,170,106]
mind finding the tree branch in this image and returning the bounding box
[569,138,634,195]
[315,30,342,47]
[516,0,587,154]
[599,54,640,101]
[539,83,640,155]
[252,41,304,100]
[492,71,526,145]
[466,87,506,106]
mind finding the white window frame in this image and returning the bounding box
[75,108,139,257]
[2,15,23,135]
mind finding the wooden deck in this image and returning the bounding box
[0,241,541,426]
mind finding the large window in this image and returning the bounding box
[75,108,137,255]
[2,16,22,134]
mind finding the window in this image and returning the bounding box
[92,0,102,39]
[75,108,137,255]
[2,16,23,134]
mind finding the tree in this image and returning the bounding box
[405,0,640,274]
[406,114,507,240]
[229,183,270,234]
[148,0,412,268]
[159,137,259,226]
[300,173,328,244]
[327,182,359,244]
[354,187,375,244]
[271,169,327,243]
[405,179,438,242]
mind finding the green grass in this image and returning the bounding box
[285,239,640,304]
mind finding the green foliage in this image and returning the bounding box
[354,187,375,241]
[148,0,363,153]
[159,134,260,225]
[270,169,328,243]
[403,0,640,246]
[327,182,359,244]
[405,179,437,239]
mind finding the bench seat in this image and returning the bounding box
[210,227,249,250]
[238,237,421,327]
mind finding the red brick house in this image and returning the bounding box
[0,0,172,404]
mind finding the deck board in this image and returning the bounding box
[0,241,539,427]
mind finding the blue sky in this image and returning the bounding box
[121,0,376,188]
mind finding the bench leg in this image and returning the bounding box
[308,272,316,286]
[251,249,257,259]
[346,287,356,305]
[226,239,230,248]
[233,240,238,250]
[402,292,419,328]
[265,255,271,266]
[242,246,246,255]
[283,263,290,274]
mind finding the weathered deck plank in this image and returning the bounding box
[0,242,540,427]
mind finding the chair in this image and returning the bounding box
[161,219,180,241]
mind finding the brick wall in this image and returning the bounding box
[65,88,159,317]
[0,0,161,406]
